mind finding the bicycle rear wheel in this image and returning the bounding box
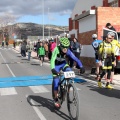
[67,83,80,120]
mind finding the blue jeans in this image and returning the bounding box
[28,52,31,61]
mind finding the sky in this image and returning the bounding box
[0,0,77,26]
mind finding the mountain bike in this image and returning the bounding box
[52,71,80,120]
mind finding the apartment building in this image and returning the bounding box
[69,0,120,67]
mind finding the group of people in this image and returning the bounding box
[1,40,9,48]
[18,23,120,107]
[19,38,57,66]
[92,23,120,89]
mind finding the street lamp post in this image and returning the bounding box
[48,8,50,39]
[42,0,44,40]
[64,27,66,37]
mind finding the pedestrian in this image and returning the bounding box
[21,40,27,57]
[27,41,33,61]
[98,33,115,89]
[71,38,81,68]
[44,41,49,58]
[106,23,116,31]
[38,42,45,66]
[36,39,40,57]
[13,40,16,48]
[107,32,120,84]
[92,34,102,79]
[67,38,74,67]
[2,40,4,48]
[48,39,56,60]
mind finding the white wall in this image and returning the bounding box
[69,29,78,38]
[109,0,114,3]
[71,0,103,19]
[80,45,95,58]
[79,15,96,33]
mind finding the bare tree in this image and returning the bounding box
[0,13,16,44]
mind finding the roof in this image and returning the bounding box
[74,10,95,20]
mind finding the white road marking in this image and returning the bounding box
[26,95,47,120]
[0,52,16,77]
[0,87,17,96]
[29,86,50,93]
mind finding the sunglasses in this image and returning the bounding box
[108,37,112,39]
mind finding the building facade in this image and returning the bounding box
[69,0,120,67]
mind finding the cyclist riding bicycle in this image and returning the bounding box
[50,37,85,108]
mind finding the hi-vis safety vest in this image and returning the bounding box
[111,39,120,55]
[98,41,114,59]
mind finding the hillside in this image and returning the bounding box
[8,23,69,39]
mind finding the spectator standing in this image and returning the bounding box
[107,32,120,84]
[98,33,115,89]
[21,40,27,57]
[71,38,81,68]
[106,23,116,31]
[36,39,40,57]
[68,38,74,67]
[44,41,48,58]
[48,39,56,60]
[2,40,4,48]
[27,41,33,61]
[38,42,45,66]
[92,34,102,79]
[13,40,16,48]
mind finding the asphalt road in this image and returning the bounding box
[0,47,120,120]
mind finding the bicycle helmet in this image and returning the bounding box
[59,37,70,48]
[92,34,97,39]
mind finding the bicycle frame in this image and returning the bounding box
[58,73,74,102]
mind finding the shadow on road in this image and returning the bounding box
[87,84,120,99]
[27,95,71,120]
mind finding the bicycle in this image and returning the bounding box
[52,71,80,120]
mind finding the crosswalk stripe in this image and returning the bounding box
[0,87,17,96]
[29,86,50,93]
[0,86,80,96]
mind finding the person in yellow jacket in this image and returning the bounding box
[98,33,115,89]
[107,32,120,84]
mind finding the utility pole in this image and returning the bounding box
[48,8,51,39]
[42,0,44,40]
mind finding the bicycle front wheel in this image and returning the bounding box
[67,83,80,120]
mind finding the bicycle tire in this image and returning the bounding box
[67,83,80,120]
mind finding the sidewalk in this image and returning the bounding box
[13,46,120,86]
